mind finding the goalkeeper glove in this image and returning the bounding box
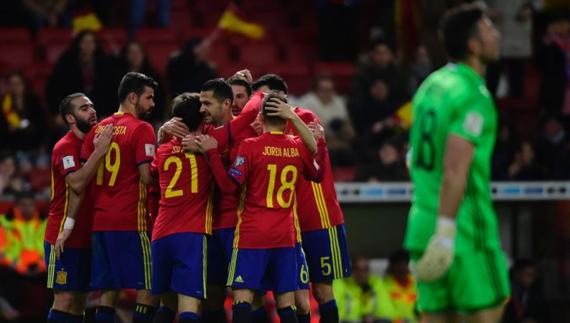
[414,216,456,282]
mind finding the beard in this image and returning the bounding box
[76,118,93,133]
[135,100,152,120]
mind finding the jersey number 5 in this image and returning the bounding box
[96,142,120,186]
[164,153,198,198]
[266,164,298,208]
[415,109,436,171]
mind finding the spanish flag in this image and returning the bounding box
[218,3,265,40]
[72,9,102,35]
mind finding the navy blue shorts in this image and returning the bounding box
[44,241,91,291]
[207,228,235,285]
[90,231,152,290]
[260,243,309,292]
[301,224,351,282]
[296,243,310,290]
[227,247,297,293]
[151,232,207,299]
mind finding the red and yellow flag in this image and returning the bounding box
[218,3,265,40]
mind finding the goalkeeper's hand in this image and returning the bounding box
[414,217,456,282]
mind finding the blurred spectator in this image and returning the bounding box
[129,0,172,37]
[535,116,570,179]
[46,30,116,122]
[334,256,380,323]
[116,41,166,121]
[408,45,433,94]
[0,153,17,196]
[167,38,218,96]
[485,0,539,97]
[507,141,544,180]
[351,78,402,137]
[351,40,410,105]
[355,138,409,182]
[373,249,418,323]
[492,119,518,180]
[0,191,48,322]
[298,75,356,165]
[0,72,48,151]
[537,13,570,116]
[21,0,71,32]
[503,259,548,323]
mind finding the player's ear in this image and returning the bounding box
[65,113,75,125]
[467,37,481,57]
[127,92,138,106]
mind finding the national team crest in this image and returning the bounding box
[56,269,67,285]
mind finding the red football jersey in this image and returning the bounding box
[286,107,344,232]
[45,131,93,248]
[205,91,263,230]
[210,132,321,249]
[151,138,214,241]
[81,112,156,232]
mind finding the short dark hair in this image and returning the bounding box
[117,72,158,103]
[227,75,252,97]
[252,74,288,94]
[261,91,287,126]
[201,78,234,105]
[59,92,86,124]
[439,3,485,60]
[171,93,203,132]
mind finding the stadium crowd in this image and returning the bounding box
[0,0,568,322]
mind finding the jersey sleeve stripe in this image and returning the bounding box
[317,184,332,228]
[50,169,54,201]
[311,182,331,228]
[233,186,247,248]
[57,185,71,234]
[293,195,302,242]
[205,186,214,234]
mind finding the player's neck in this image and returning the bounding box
[118,104,138,119]
[461,56,486,77]
[221,110,233,125]
[70,125,86,140]
[263,124,285,133]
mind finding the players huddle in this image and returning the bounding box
[44,3,512,323]
[44,71,350,323]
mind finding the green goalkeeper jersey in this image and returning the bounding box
[405,63,499,253]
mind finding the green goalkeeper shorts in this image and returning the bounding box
[410,248,510,313]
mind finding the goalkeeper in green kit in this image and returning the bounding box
[405,3,509,323]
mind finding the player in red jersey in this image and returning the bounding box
[151,93,214,323]
[197,91,323,323]
[253,75,351,323]
[44,93,113,323]
[81,72,157,323]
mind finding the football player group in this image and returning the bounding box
[44,69,350,323]
[44,2,512,323]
